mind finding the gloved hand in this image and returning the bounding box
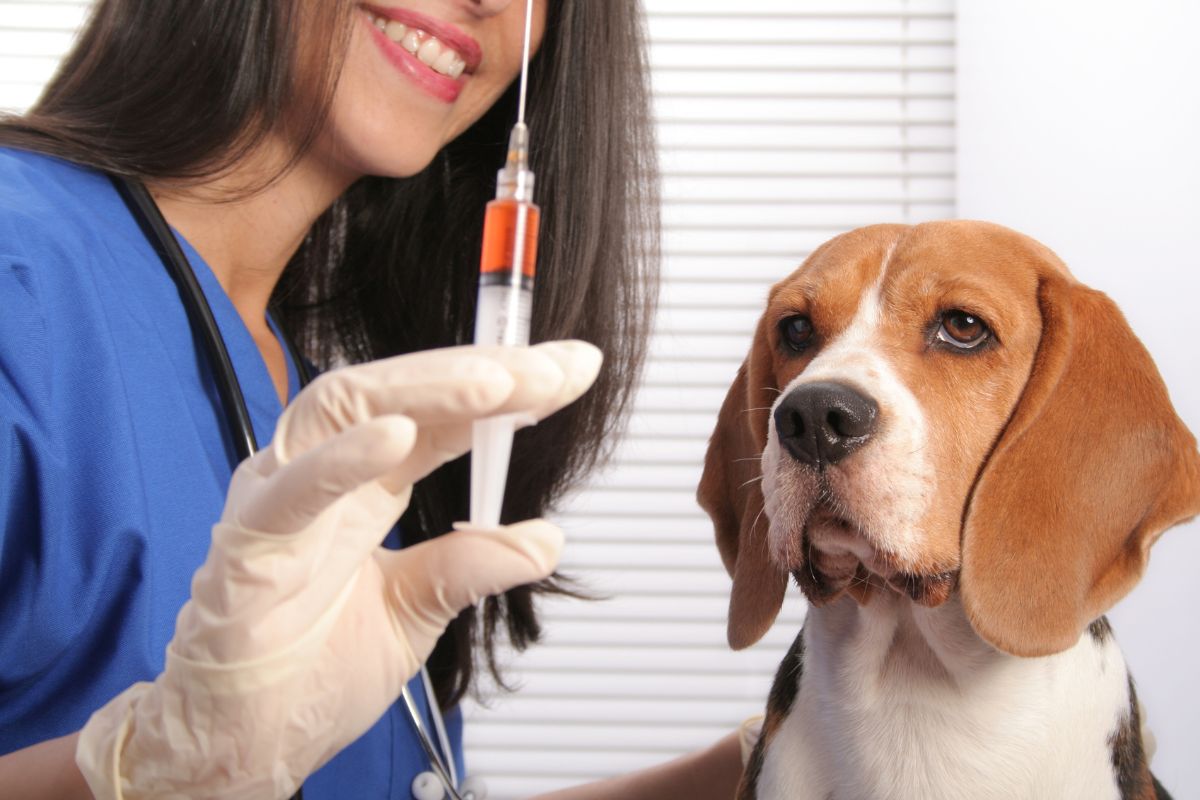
[76,341,602,800]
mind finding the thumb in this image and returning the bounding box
[443,519,564,602]
[376,520,563,651]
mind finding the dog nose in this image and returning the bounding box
[773,381,879,467]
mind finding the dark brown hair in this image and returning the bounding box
[0,0,659,707]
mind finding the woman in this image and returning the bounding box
[0,0,745,796]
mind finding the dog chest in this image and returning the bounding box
[751,609,1132,800]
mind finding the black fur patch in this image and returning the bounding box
[1110,674,1172,799]
[740,628,806,800]
[1088,616,1113,645]
[766,629,805,726]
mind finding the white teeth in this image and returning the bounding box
[433,49,457,74]
[417,38,441,65]
[367,10,468,79]
[436,51,466,78]
[434,50,456,73]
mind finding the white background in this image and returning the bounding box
[957,1,1200,794]
[2,0,1196,797]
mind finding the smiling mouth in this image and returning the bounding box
[363,9,470,79]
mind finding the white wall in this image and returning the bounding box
[957,1,1200,794]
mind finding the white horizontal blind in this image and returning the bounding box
[464,1,956,796]
[0,1,89,113]
[1,2,956,797]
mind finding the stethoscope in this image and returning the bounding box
[114,176,487,800]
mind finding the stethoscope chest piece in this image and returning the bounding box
[411,772,487,800]
[411,771,445,800]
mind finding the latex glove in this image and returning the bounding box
[76,341,602,800]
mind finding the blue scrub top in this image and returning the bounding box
[0,148,465,797]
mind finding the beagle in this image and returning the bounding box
[699,222,1200,800]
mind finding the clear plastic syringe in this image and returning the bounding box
[470,0,539,529]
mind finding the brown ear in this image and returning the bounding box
[962,272,1200,656]
[698,327,789,650]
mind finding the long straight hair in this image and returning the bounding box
[0,0,659,707]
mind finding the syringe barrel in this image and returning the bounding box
[474,197,540,346]
[470,195,540,528]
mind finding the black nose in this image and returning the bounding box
[773,381,879,467]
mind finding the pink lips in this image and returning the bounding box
[360,5,482,103]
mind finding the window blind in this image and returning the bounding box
[0,1,88,113]
[1,1,956,796]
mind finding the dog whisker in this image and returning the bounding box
[750,502,767,535]
[738,475,764,490]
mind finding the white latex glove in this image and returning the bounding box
[76,341,602,800]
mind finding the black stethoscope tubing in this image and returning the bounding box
[113,176,313,463]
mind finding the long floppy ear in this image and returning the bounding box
[698,323,789,650]
[962,272,1200,656]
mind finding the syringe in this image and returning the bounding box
[470,0,539,529]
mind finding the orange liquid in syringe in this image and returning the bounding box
[480,198,540,280]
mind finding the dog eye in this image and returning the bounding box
[937,310,990,349]
[779,315,814,351]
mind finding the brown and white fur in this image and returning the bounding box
[698,222,1200,800]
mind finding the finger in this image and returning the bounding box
[373,342,603,492]
[267,346,577,470]
[239,415,417,534]
[192,417,419,651]
[376,422,474,495]
[523,340,604,419]
[468,341,600,420]
[374,519,564,651]
[445,520,565,595]
[269,352,514,468]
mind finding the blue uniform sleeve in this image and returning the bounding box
[0,153,232,753]
[0,152,246,752]
[0,215,141,752]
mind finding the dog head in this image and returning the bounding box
[699,221,1200,656]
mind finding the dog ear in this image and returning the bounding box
[961,272,1200,657]
[698,323,789,650]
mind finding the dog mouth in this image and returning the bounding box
[791,503,958,607]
